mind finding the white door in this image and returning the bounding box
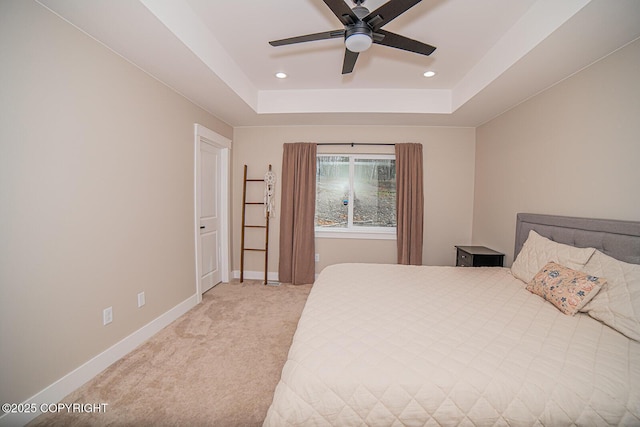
[199,142,222,293]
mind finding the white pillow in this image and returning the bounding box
[511,230,596,283]
[580,250,640,341]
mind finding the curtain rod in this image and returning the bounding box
[317,143,395,147]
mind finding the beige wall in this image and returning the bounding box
[473,38,640,265]
[0,1,232,405]
[232,125,476,275]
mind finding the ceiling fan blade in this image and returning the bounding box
[364,0,422,31]
[342,48,359,74]
[269,30,345,47]
[373,29,436,56]
[323,0,359,25]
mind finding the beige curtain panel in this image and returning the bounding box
[278,143,317,285]
[395,143,424,265]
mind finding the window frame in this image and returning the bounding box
[315,153,396,240]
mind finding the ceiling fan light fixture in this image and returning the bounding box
[345,21,373,53]
[345,33,372,52]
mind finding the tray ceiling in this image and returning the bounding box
[38,0,640,127]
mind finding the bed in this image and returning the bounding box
[264,213,640,426]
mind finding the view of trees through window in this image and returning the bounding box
[315,155,396,230]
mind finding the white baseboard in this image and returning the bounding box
[232,270,279,282]
[0,294,199,427]
[232,270,321,282]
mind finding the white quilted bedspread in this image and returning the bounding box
[264,263,640,426]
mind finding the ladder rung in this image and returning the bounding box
[245,248,266,252]
[245,225,266,228]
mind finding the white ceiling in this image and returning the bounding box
[38,0,640,127]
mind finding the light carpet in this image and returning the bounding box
[29,279,312,426]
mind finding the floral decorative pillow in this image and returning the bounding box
[526,262,605,316]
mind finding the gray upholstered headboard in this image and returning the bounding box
[515,213,640,265]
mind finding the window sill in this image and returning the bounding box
[315,228,396,240]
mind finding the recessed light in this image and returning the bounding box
[423,71,436,78]
[275,72,288,79]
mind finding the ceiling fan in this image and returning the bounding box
[269,0,436,74]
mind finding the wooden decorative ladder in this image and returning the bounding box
[240,165,271,284]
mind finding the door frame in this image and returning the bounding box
[194,124,231,303]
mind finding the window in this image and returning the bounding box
[315,154,396,239]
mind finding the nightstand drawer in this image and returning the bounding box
[457,251,472,267]
[455,246,504,267]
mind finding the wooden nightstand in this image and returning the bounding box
[455,246,504,267]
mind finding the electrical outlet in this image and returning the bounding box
[315,253,320,262]
[103,307,113,325]
[137,291,145,308]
